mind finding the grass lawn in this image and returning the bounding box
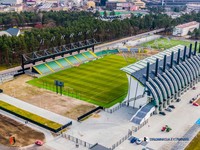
[28,54,137,108]
[141,38,198,50]
[0,100,62,130]
[185,132,200,150]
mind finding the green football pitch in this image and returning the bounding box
[28,55,137,108]
[141,38,198,50]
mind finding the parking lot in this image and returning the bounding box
[116,83,200,150]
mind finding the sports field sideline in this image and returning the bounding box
[28,54,137,108]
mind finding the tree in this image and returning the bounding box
[103,11,107,18]
[110,11,115,16]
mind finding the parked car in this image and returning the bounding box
[192,97,197,101]
[159,111,166,116]
[169,105,175,109]
[35,140,44,146]
[176,98,181,102]
[192,87,196,90]
[165,107,172,112]
[161,126,166,131]
[190,100,194,103]
[166,126,172,132]
[143,137,149,142]
[136,139,142,145]
[193,102,199,106]
[130,137,138,143]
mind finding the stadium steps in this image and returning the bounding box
[82,52,90,60]
[33,66,42,75]
[73,55,81,62]
[89,51,98,58]
[34,64,52,74]
[106,49,119,54]
[66,56,79,65]
[55,60,64,68]
[45,63,55,72]
[75,53,88,62]
[64,58,73,66]
[46,61,61,71]
[84,51,95,59]
[131,103,154,125]
[95,51,105,57]
[57,58,72,68]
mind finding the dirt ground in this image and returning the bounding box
[0,114,45,147]
[0,75,96,120]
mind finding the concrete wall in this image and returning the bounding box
[126,35,162,47]
[123,74,148,108]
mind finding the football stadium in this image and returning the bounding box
[0,35,200,150]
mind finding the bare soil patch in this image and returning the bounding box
[0,114,44,147]
[0,75,96,120]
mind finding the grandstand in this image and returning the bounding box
[95,49,119,57]
[32,50,118,75]
[121,42,200,124]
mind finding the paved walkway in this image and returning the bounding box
[116,82,200,150]
[0,93,73,125]
[172,124,200,150]
[94,28,164,51]
[45,136,88,150]
[66,106,137,148]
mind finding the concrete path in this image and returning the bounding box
[0,93,73,125]
[45,136,88,150]
[116,82,200,150]
[94,28,164,51]
[66,106,137,148]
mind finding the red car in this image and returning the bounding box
[161,126,166,131]
[192,87,196,90]
[35,140,44,146]
[193,103,199,106]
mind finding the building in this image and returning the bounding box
[87,1,95,8]
[173,21,199,37]
[0,28,20,37]
[0,0,23,5]
[133,0,145,9]
[186,3,200,12]
[121,42,200,124]
[106,2,135,11]
[161,0,200,6]
[6,28,20,36]
[0,31,12,36]
[45,0,58,4]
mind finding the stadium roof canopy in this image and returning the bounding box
[121,45,185,85]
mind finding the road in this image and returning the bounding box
[0,28,165,76]
[94,28,165,51]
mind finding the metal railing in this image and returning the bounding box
[62,133,93,148]
[110,129,132,150]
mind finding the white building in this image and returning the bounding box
[0,0,23,5]
[186,3,200,13]
[173,21,199,37]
